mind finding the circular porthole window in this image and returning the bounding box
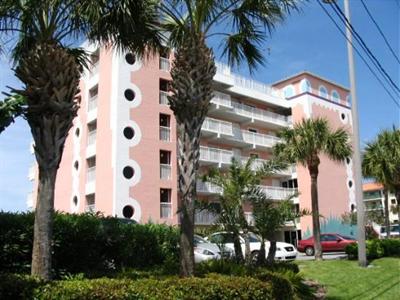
[124,89,135,101]
[346,157,351,165]
[73,196,78,206]
[75,128,80,137]
[341,113,346,120]
[125,53,136,65]
[348,180,353,188]
[122,205,134,218]
[351,204,355,212]
[74,161,79,170]
[123,127,135,139]
[123,166,134,179]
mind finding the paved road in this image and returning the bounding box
[296,252,348,261]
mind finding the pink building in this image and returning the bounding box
[28,45,357,244]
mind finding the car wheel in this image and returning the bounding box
[305,247,314,256]
[251,251,260,263]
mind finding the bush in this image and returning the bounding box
[0,274,43,300]
[255,271,294,300]
[35,275,275,300]
[0,212,179,277]
[345,239,400,259]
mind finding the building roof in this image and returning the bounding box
[271,71,350,92]
[363,182,383,192]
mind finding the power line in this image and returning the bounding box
[330,1,400,97]
[360,0,400,65]
[316,0,400,109]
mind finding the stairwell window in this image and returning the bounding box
[160,150,172,180]
[160,114,171,141]
[160,189,172,218]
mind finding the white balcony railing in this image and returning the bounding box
[159,91,169,105]
[87,130,97,146]
[202,117,233,136]
[85,204,96,213]
[211,91,232,108]
[160,126,171,141]
[200,146,233,165]
[260,186,298,200]
[195,209,218,225]
[159,57,170,71]
[160,202,172,218]
[88,96,98,111]
[242,130,280,148]
[196,180,223,194]
[232,102,290,126]
[160,164,172,180]
[86,167,96,183]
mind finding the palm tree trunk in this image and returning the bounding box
[383,189,390,239]
[31,167,57,280]
[233,233,244,263]
[13,43,80,280]
[168,34,216,277]
[266,240,276,266]
[309,164,323,260]
[257,236,266,266]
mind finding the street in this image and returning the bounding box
[296,252,348,261]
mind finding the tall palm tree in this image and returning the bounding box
[0,0,162,280]
[274,118,352,260]
[363,128,400,237]
[161,0,299,276]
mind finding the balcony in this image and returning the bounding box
[259,186,298,200]
[200,146,233,167]
[159,57,170,71]
[210,92,291,129]
[160,164,172,180]
[197,179,297,200]
[201,117,233,137]
[241,130,281,149]
[160,202,172,218]
[88,96,98,112]
[159,91,169,105]
[196,180,223,195]
[195,209,218,225]
[160,126,171,141]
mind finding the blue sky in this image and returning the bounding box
[0,0,399,212]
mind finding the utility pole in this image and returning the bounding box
[322,0,367,266]
[343,0,367,267]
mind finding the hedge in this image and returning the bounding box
[345,239,400,259]
[0,212,179,277]
[0,274,278,300]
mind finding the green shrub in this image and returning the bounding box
[0,212,179,277]
[345,239,400,259]
[0,273,43,300]
[35,275,275,300]
[195,259,249,276]
[380,239,400,257]
[255,270,294,300]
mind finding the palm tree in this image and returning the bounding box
[161,0,299,276]
[363,128,400,237]
[202,158,264,263]
[274,118,352,260]
[0,0,162,280]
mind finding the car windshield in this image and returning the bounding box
[248,232,261,243]
[194,235,207,244]
[338,234,356,240]
[381,225,399,233]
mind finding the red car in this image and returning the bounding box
[297,233,357,256]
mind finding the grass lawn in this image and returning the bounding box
[297,257,400,300]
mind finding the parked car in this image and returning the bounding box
[194,234,233,263]
[297,233,357,256]
[205,231,297,261]
[378,224,400,239]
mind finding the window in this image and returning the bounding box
[283,86,295,98]
[90,49,100,65]
[318,85,328,98]
[89,85,98,99]
[300,79,311,93]
[123,166,134,179]
[160,150,171,165]
[160,189,171,203]
[160,151,171,179]
[85,194,95,212]
[87,156,96,168]
[160,114,170,127]
[160,79,169,92]
[87,121,97,146]
[125,53,136,65]
[282,179,298,188]
[209,233,235,244]
[123,127,135,139]
[331,90,340,102]
[391,199,396,204]
[160,114,171,141]
[122,205,134,218]
[124,89,135,101]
